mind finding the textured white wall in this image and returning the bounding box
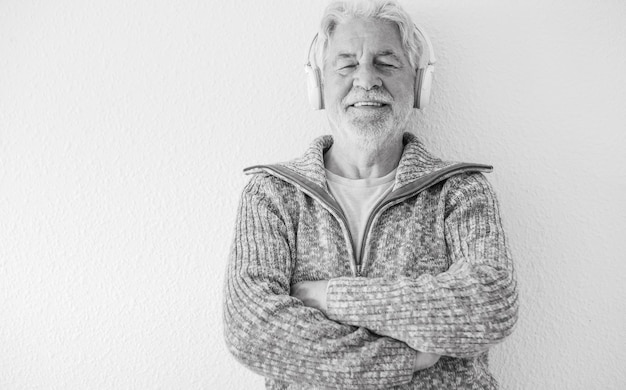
[1,0,625,389]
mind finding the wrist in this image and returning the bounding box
[414,351,441,371]
[324,279,335,317]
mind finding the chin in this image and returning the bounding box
[342,121,400,150]
[351,110,410,137]
[345,105,411,135]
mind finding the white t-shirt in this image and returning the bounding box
[325,168,396,263]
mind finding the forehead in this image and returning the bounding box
[327,18,404,56]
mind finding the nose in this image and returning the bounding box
[353,63,382,90]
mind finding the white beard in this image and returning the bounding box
[327,86,414,152]
[336,102,412,152]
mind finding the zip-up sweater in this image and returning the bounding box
[224,132,518,389]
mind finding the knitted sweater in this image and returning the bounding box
[223,133,518,389]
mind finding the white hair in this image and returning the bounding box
[312,0,424,70]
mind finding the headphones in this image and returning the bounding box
[304,23,436,110]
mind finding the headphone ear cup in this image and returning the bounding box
[414,68,424,109]
[414,65,434,109]
[306,65,324,110]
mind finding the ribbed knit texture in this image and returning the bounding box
[223,133,518,389]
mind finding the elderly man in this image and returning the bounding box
[223,0,518,388]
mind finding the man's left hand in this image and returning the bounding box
[290,280,329,315]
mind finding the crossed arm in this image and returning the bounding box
[290,280,442,369]
[224,173,518,388]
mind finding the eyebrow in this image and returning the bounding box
[333,51,403,62]
[376,51,402,62]
[335,52,356,60]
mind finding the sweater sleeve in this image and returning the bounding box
[324,173,518,358]
[223,175,419,389]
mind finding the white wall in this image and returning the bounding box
[1,0,625,389]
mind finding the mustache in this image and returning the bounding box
[342,87,393,106]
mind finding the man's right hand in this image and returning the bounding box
[414,352,441,371]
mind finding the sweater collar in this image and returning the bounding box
[273,132,457,191]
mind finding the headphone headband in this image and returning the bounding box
[413,23,436,67]
[305,33,319,70]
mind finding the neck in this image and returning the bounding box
[324,132,404,179]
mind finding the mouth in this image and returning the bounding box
[348,101,390,109]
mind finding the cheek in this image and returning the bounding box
[387,75,415,102]
[323,76,352,104]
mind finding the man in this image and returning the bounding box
[223,1,518,388]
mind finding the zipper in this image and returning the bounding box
[244,162,493,277]
[244,164,361,276]
[357,163,493,275]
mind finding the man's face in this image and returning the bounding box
[323,18,415,145]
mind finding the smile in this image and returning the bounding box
[351,101,388,108]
